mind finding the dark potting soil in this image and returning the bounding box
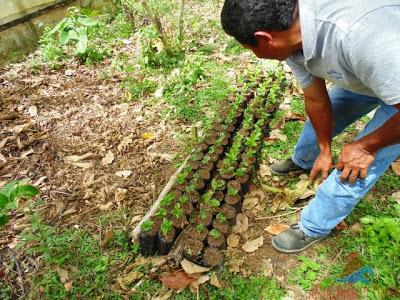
[188,191,200,204]
[192,177,205,191]
[225,194,241,206]
[189,160,201,170]
[197,143,209,152]
[227,180,242,193]
[186,171,195,180]
[199,168,211,181]
[235,173,250,185]
[243,155,256,165]
[205,136,217,145]
[212,220,230,236]
[203,247,224,267]
[216,160,224,169]
[183,238,204,262]
[207,233,226,250]
[209,152,220,163]
[140,220,160,256]
[194,211,213,227]
[170,189,182,201]
[192,152,205,161]
[181,201,193,215]
[188,225,209,241]
[202,161,214,172]
[214,191,225,202]
[214,145,224,155]
[221,204,237,225]
[157,228,176,255]
[172,215,188,231]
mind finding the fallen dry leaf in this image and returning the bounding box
[269,129,287,142]
[264,224,290,235]
[64,281,73,292]
[98,202,114,211]
[242,197,259,210]
[118,271,144,290]
[70,162,93,169]
[349,222,362,236]
[391,191,400,204]
[242,236,264,253]
[391,160,400,175]
[56,267,69,283]
[335,221,348,231]
[115,170,132,178]
[210,273,222,288]
[64,152,93,163]
[181,259,210,275]
[189,275,210,292]
[101,151,115,165]
[142,133,154,140]
[101,230,113,247]
[227,234,240,248]
[259,164,272,177]
[232,213,249,234]
[153,290,174,300]
[262,258,274,277]
[160,271,196,290]
[284,179,309,205]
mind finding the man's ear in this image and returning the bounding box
[254,31,273,48]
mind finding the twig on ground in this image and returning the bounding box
[254,205,306,220]
[131,152,192,242]
[7,247,26,299]
[317,248,344,285]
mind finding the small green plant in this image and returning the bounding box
[201,191,214,203]
[235,167,247,177]
[209,229,221,239]
[176,172,187,185]
[155,208,167,218]
[141,220,154,232]
[185,183,196,193]
[196,224,206,233]
[179,194,189,204]
[245,131,261,148]
[0,180,38,227]
[199,208,208,220]
[172,203,184,218]
[289,255,321,290]
[160,218,173,236]
[216,213,227,223]
[201,155,211,164]
[160,193,174,207]
[205,198,220,208]
[211,179,225,191]
[227,187,238,197]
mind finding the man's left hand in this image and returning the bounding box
[336,142,376,184]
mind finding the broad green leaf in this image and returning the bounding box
[360,216,374,224]
[15,185,39,198]
[76,34,88,54]
[0,180,19,198]
[77,16,98,27]
[59,29,71,45]
[0,194,8,209]
[68,30,79,40]
[0,214,9,226]
[4,201,17,210]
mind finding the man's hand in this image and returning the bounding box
[310,151,332,182]
[336,142,376,184]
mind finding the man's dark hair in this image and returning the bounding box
[221,0,297,46]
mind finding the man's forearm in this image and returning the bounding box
[359,107,400,153]
[303,78,333,154]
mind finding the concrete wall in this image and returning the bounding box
[0,0,114,65]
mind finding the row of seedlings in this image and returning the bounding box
[139,86,256,257]
[182,86,271,267]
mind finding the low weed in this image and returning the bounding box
[289,255,321,291]
[21,214,137,298]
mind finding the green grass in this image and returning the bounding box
[133,272,286,300]
[20,214,137,299]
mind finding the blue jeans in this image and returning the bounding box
[292,86,400,237]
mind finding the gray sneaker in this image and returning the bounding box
[270,158,307,175]
[271,224,328,254]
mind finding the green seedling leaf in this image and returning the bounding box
[161,218,173,236]
[160,194,175,207]
[199,208,208,220]
[210,229,221,239]
[201,191,214,203]
[141,220,154,232]
[77,16,98,27]
[227,187,238,196]
[211,179,225,191]
[216,213,227,223]
[155,208,167,217]
[360,216,374,224]
[172,203,184,218]
[196,224,206,232]
[179,195,189,204]
[208,199,220,208]
[0,180,19,199]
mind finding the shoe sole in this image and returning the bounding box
[270,167,308,175]
[271,236,327,254]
